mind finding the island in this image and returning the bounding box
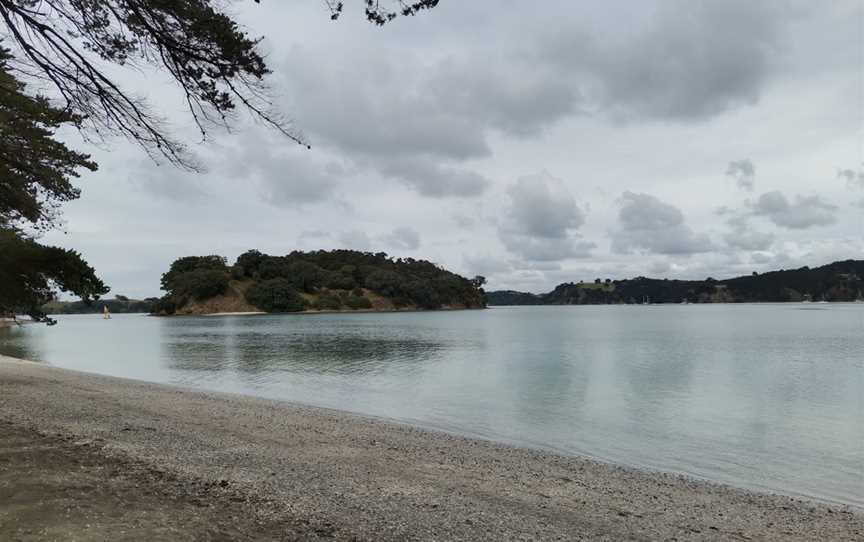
[487,259,864,305]
[152,249,487,315]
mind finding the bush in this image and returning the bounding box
[287,261,325,292]
[161,255,227,292]
[314,293,343,311]
[346,296,372,310]
[172,269,229,300]
[324,271,356,290]
[364,269,404,297]
[236,250,266,277]
[246,278,307,312]
[258,257,291,281]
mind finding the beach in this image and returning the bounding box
[0,354,861,541]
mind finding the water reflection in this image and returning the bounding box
[0,327,40,361]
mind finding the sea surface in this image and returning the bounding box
[1,305,862,507]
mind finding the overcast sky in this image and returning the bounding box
[43,0,864,297]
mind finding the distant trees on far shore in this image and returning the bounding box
[486,259,864,305]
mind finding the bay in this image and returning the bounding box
[2,304,862,506]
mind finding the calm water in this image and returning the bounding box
[1,305,862,506]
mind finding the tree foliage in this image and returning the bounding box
[169,267,229,300]
[0,227,108,320]
[0,46,96,231]
[156,249,487,314]
[0,0,303,167]
[324,0,440,25]
[245,277,306,312]
[160,255,227,292]
[0,47,107,320]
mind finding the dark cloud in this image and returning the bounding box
[382,227,421,251]
[379,159,490,198]
[426,57,579,138]
[837,168,864,189]
[726,159,756,191]
[274,1,793,200]
[542,1,784,121]
[498,173,594,261]
[611,192,712,255]
[751,191,837,229]
[283,48,579,161]
[279,48,565,199]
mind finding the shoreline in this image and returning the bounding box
[0,354,861,540]
[162,306,487,317]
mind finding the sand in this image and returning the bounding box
[0,355,861,541]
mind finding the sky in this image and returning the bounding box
[40,0,864,297]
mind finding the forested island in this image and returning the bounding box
[152,250,487,315]
[486,260,864,305]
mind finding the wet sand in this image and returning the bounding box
[0,355,861,541]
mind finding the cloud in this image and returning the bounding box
[381,227,420,251]
[426,56,579,138]
[379,158,490,198]
[338,230,372,251]
[498,172,594,261]
[751,191,837,229]
[649,260,672,275]
[543,0,785,121]
[223,137,341,207]
[283,48,579,162]
[452,213,477,229]
[462,254,512,278]
[127,160,209,202]
[274,2,794,200]
[726,159,756,191]
[611,192,712,255]
[723,214,774,251]
[299,229,331,239]
[837,168,864,189]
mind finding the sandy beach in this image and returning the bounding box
[0,355,861,541]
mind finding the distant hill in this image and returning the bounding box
[44,296,158,315]
[486,260,864,305]
[154,249,487,315]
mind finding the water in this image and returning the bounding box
[1,305,862,507]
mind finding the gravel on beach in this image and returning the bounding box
[0,355,861,541]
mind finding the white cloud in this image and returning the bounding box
[381,227,421,251]
[498,172,595,262]
[751,191,837,229]
[611,192,712,255]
